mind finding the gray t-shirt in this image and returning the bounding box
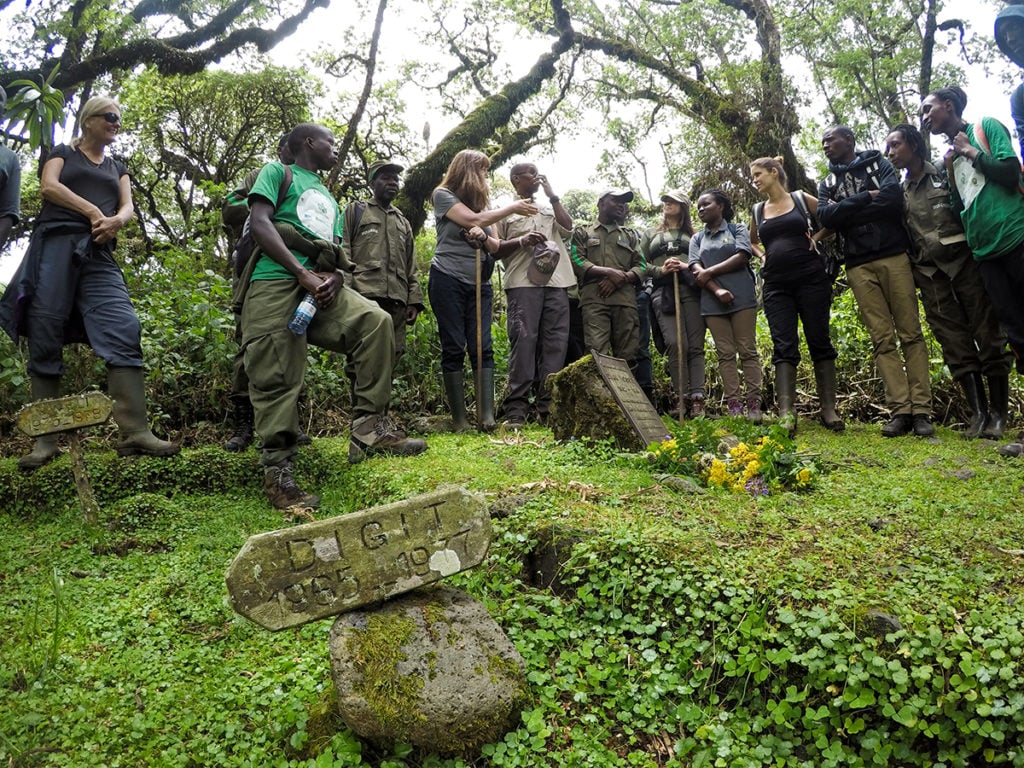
[688,220,756,316]
[0,145,22,225]
[430,187,492,284]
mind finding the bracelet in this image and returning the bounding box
[548,195,560,204]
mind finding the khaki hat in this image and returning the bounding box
[661,189,690,205]
[368,160,404,182]
[527,240,561,286]
[598,188,634,203]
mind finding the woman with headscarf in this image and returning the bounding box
[0,95,178,468]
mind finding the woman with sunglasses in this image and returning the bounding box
[1,95,178,468]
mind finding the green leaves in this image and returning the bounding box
[4,65,66,151]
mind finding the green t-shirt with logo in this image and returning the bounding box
[248,162,343,281]
[954,117,1024,261]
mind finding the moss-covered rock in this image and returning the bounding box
[328,586,527,757]
[547,354,646,450]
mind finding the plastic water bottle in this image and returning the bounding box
[288,293,317,334]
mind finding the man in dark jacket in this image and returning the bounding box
[818,126,933,437]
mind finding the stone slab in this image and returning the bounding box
[225,487,491,631]
[16,393,113,437]
[591,351,672,447]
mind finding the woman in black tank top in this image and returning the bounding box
[749,157,843,435]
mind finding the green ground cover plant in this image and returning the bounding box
[1,420,1023,766]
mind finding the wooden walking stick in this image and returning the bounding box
[673,272,685,417]
[475,246,484,428]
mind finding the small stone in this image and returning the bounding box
[863,609,901,638]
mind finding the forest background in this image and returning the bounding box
[0,0,1022,434]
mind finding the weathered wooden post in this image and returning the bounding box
[15,392,113,526]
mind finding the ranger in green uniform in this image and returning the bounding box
[570,189,646,368]
[242,124,426,511]
[342,160,424,366]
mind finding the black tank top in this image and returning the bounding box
[758,205,822,283]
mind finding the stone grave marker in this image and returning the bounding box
[591,351,673,448]
[16,392,113,525]
[225,486,491,631]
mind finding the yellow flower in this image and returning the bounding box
[796,468,812,485]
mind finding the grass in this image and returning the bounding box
[1,419,1023,767]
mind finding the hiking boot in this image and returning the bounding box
[223,394,254,452]
[296,428,312,446]
[727,399,744,417]
[689,396,705,418]
[998,442,1024,457]
[912,414,935,437]
[746,397,763,424]
[882,414,912,438]
[263,463,320,510]
[349,414,428,464]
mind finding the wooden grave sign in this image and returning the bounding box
[225,486,492,631]
[15,392,113,525]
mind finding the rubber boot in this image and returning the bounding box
[478,368,497,432]
[18,376,62,470]
[223,394,254,452]
[442,371,471,432]
[957,372,987,440]
[982,374,1009,439]
[107,366,180,457]
[814,359,845,432]
[775,362,797,436]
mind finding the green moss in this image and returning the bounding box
[348,613,425,735]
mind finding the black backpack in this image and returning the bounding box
[230,165,293,278]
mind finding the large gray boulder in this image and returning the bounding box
[329,586,527,756]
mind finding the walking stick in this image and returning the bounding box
[475,246,484,429]
[673,272,685,417]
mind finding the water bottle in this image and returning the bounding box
[288,292,317,334]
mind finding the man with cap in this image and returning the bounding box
[492,162,575,427]
[0,87,20,252]
[996,6,1024,161]
[342,160,424,366]
[570,189,646,370]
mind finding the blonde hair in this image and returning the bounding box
[750,156,788,189]
[438,149,491,212]
[73,95,120,148]
[658,201,694,236]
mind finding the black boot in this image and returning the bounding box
[478,368,497,432]
[957,372,987,440]
[814,359,845,432]
[18,376,62,470]
[775,362,797,436]
[982,374,1009,440]
[442,372,471,432]
[223,394,254,452]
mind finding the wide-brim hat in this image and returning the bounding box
[527,240,561,286]
[660,189,690,206]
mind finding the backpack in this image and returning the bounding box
[753,191,843,281]
[229,165,293,314]
[229,165,293,279]
[973,119,1024,196]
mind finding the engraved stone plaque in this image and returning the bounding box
[16,393,113,437]
[591,351,672,448]
[225,487,491,631]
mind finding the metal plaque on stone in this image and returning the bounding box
[225,487,492,631]
[591,350,672,448]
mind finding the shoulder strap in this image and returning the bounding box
[277,165,293,209]
[753,201,765,231]
[790,191,815,235]
[974,120,991,154]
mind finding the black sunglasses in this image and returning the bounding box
[99,112,121,124]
